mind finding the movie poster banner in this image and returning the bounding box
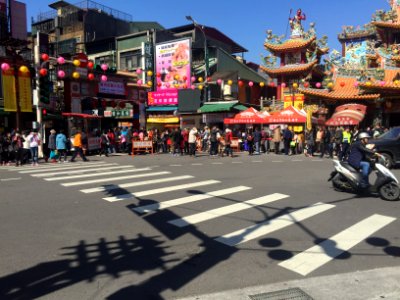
[2,68,17,112]
[155,38,191,97]
[18,69,32,112]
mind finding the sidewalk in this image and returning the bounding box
[176,266,400,300]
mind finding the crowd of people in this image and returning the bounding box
[0,123,388,166]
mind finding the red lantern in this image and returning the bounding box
[88,73,95,81]
[340,81,345,87]
[157,82,162,87]
[182,75,187,81]
[41,53,49,61]
[156,72,161,78]
[269,82,275,87]
[39,68,48,76]
[303,82,310,88]
[119,102,126,109]
[87,61,94,69]
[238,80,244,87]
[111,100,116,108]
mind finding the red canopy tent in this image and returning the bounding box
[325,104,367,126]
[267,106,307,124]
[224,107,269,124]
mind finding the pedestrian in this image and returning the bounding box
[283,127,293,155]
[224,128,234,157]
[48,129,57,163]
[99,130,110,157]
[21,130,31,164]
[339,127,351,161]
[188,127,198,157]
[27,130,41,166]
[315,127,324,154]
[182,128,189,155]
[56,129,68,163]
[107,129,116,154]
[202,127,210,152]
[272,126,282,154]
[70,129,89,162]
[0,132,5,166]
[305,129,314,157]
[172,128,183,156]
[12,132,24,166]
[246,129,254,155]
[334,127,343,158]
[210,126,219,156]
[253,127,261,154]
[320,127,330,158]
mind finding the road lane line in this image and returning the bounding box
[168,193,289,228]
[4,161,105,171]
[80,175,194,193]
[32,165,132,177]
[1,177,22,181]
[215,202,335,247]
[278,214,396,276]
[132,186,252,213]
[61,171,168,187]
[103,180,220,202]
[17,163,113,174]
[45,168,150,181]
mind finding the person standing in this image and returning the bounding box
[172,128,183,156]
[320,127,330,158]
[182,128,189,155]
[339,127,352,161]
[27,130,41,166]
[56,129,68,163]
[305,129,314,157]
[107,129,116,154]
[246,129,254,155]
[99,130,110,157]
[224,128,234,157]
[12,132,24,166]
[70,129,89,162]
[210,126,218,156]
[188,127,198,157]
[272,126,282,154]
[283,127,293,155]
[253,128,262,154]
[48,129,57,163]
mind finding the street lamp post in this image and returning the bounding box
[186,15,209,102]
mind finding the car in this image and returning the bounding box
[369,127,400,169]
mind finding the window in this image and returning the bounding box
[119,49,141,71]
[95,55,114,68]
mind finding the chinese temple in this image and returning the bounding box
[300,1,400,127]
[260,9,329,110]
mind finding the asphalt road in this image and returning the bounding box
[0,151,399,300]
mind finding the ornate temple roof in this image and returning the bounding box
[299,77,380,101]
[372,21,400,30]
[264,36,316,54]
[358,69,400,91]
[260,60,318,77]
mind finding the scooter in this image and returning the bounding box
[328,155,400,201]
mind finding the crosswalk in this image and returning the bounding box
[1,161,397,276]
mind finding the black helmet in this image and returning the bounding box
[358,132,371,140]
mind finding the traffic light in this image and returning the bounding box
[39,74,51,104]
[42,108,47,117]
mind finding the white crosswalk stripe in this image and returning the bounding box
[215,202,335,247]
[2,161,106,171]
[44,167,150,181]
[16,162,112,174]
[80,175,195,194]
[132,186,252,214]
[32,165,133,177]
[278,214,396,276]
[103,180,220,202]
[61,171,169,187]
[168,193,289,228]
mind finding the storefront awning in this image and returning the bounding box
[224,107,269,124]
[146,106,178,112]
[325,104,367,126]
[198,102,247,113]
[62,113,102,119]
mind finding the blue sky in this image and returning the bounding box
[22,0,389,63]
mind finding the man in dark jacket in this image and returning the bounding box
[347,132,377,188]
[283,127,293,155]
[253,128,262,154]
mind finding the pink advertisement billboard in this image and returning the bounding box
[150,38,191,106]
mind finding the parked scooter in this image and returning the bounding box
[328,155,400,201]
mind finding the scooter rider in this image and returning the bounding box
[347,132,379,188]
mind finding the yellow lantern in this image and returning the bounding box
[259,82,265,87]
[198,77,204,83]
[174,74,180,80]
[327,82,334,89]
[366,81,372,86]
[147,81,153,86]
[227,80,233,86]
[147,70,153,77]
[72,71,80,79]
[394,80,399,86]
[73,59,81,67]
[292,82,298,89]
[19,66,29,73]
[198,84,204,90]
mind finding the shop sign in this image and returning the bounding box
[18,69,32,112]
[143,42,154,70]
[104,109,133,118]
[148,89,178,106]
[147,115,179,123]
[99,81,125,95]
[284,93,304,110]
[2,68,17,112]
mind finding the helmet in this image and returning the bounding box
[358,132,371,140]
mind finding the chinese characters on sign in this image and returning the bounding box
[99,81,125,95]
[147,90,178,106]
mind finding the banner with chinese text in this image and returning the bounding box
[18,69,32,112]
[2,68,17,112]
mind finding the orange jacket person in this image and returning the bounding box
[70,129,89,162]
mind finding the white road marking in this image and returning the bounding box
[103,180,220,202]
[170,164,182,167]
[191,163,203,166]
[251,161,263,163]
[32,165,132,177]
[1,177,22,181]
[16,163,113,174]
[132,186,252,214]
[215,202,335,247]
[291,159,303,162]
[211,162,223,165]
[272,161,283,163]
[168,193,289,228]
[232,161,243,164]
[279,214,396,276]
[45,168,150,181]
[80,175,194,193]
[4,161,104,171]
[61,171,167,187]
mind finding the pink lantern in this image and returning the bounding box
[316,82,321,88]
[191,76,196,82]
[380,81,386,86]
[137,79,143,85]
[101,75,107,82]
[57,70,65,78]
[136,68,142,74]
[1,63,10,71]
[166,83,170,88]
[57,57,65,65]
[249,81,254,87]
[217,79,222,85]
[281,82,286,88]
[101,64,108,71]
[354,81,359,87]
[191,85,195,90]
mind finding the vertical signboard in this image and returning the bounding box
[2,68,17,111]
[18,69,32,112]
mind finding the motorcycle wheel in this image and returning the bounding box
[332,174,353,192]
[379,182,400,201]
